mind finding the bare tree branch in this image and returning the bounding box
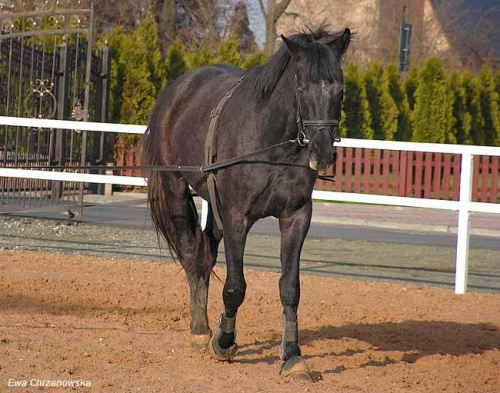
[263,0,291,55]
[258,0,266,18]
[275,0,291,18]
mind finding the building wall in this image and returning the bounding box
[277,0,380,63]
[277,0,456,66]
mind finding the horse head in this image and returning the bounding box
[282,28,351,171]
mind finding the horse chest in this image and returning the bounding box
[270,172,315,213]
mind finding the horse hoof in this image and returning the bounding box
[208,332,238,361]
[190,333,211,351]
[280,357,312,381]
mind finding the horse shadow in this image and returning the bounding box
[236,320,500,375]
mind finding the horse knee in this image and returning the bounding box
[223,280,246,314]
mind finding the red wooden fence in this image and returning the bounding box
[317,147,500,203]
[116,144,500,204]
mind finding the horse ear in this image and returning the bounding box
[320,28,351,57]
[281,35,306,59]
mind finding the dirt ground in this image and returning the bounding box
[0,251,499,393]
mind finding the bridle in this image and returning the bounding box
[294,74,342,147]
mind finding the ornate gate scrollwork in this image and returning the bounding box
[0,0,110,212]
[24,78,57,120]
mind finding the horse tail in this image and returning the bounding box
[141,102,213,280]
[141,117,181,262]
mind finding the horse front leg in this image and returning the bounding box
[208,216,249,361]
[278,202,312,380]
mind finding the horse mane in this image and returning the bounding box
[242,27,344,103]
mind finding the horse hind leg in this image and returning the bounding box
[186,203,224,349]
[149,172,219,348]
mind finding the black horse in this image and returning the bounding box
[142,27,350,379]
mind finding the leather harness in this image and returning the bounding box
[203,74,341,231]
[204,76,245,230]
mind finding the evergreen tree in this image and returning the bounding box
[444,75,457,144]
[216,39,242,67]
[138,16,167,96]
[165,39,187,82]
[106,25,156,149]
[342,63,373,139]
[364,63,398,140]
[119,33,156,126]
[107,27,128,124]
[411,57,452,143]
[495,72,500,98]
[478,66,500,146]
[463,72,485,145]
[404,68,419,112]
[448,72,472,144]
[241,51,267,70]
[184,47,215,71]
[387,65,412,141]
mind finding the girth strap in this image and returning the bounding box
[207,173,222,228]
[204,76,244,230]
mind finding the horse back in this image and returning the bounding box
[150,65,244,168]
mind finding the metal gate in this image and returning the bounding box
[0,0,109,213]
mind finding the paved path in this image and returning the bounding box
[3,193,499,293]
[11,193,500,248]
[1,215,499,293]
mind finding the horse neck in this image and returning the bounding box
[257,70,297,141]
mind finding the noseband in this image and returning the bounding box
[294,75,342,147]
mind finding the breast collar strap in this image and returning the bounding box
[294,74,342,147]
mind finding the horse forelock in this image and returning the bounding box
[242,27,344,103]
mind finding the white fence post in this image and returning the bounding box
[455,152,474,294]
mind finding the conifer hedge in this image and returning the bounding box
[103,23,500,148]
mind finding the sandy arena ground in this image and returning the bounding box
[0,250,499,392]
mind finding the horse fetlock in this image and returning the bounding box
[280,316,300,360]
[280,340,301,361]
[217,311,237,348]
[219,312,237,332]
[189,308,211,335]
[188,276,210,336]
[190,333,212,351]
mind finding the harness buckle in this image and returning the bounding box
[210,108,219,118]
[297,130,309,147]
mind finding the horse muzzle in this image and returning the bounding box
[308,129,337,171]
[309,154,333,172]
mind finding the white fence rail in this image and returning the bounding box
[1,116,500,294]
